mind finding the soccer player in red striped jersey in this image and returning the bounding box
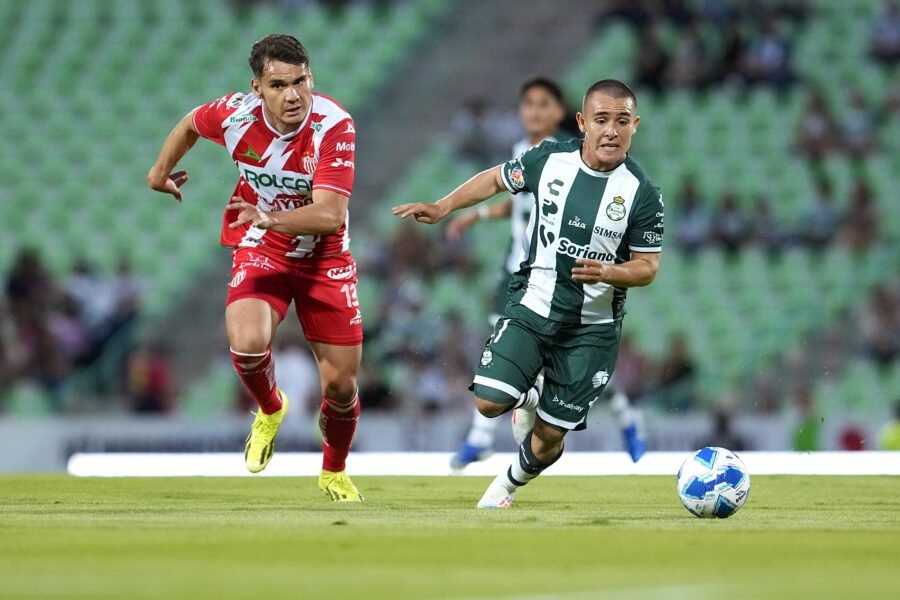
[148,34,363,501]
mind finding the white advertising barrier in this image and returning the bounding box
[67,451,900,477]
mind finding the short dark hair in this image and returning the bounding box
[249,34,310,78]
[583,79,637,108]
[520,77,565,105]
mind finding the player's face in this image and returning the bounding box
[577,92,639,170]
[252,60,314,133]
[519,87,565,138]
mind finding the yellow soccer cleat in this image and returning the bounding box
[318,469,364,502]
[244,390,289,473]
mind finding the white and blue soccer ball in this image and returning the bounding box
[676,447,750,518]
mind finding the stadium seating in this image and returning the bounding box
[0,0,449,316]
[0,0,449,413]
[361,1,899,410]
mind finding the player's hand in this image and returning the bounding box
[147,168,189,203]
[227,199,274,230]
[571,259,609,284]
[445,211,480,240]
[392,202,449,224]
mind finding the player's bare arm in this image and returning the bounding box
[571,251,660,287]
[147,110,200,202]
[445,198,513,240]
[227,189,348,235]
[392,165,506,224]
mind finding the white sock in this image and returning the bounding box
[609,388,636,429]
[465,408,500,448]
[503,432,563,492]
[513,385,539,412]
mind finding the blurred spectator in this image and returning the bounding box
[842,90,878,159]
[271,335,321,424]
[839,425,867,450]
[740,17,794,90]
[839,178,879,250]
[674,179,712,253]
[800,178,841,248]
[697,406,748,451]
[710,190,750,253]
[748,196,788,252]
[795,89,837,161]
[357,362,396,411]
[665,24,710,89]
[656,333,697,409]
[879,402,900,450]
[717,21,747,85]
[66,258,117,332]
[792,386,819,451]
[612,334,652,400]
[870,0,900,65]
[48,295,92,365]
[449,99,518,165]
[635,25,669,93]
[857,284,900,366]
[5,248,54,313]
[127,341,174,414]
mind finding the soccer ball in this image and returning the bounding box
[676,447,750,518]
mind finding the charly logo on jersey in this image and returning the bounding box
[331,157,354,169]
[606,196,627,221]
[557,237,614,262]
[592,370,610,388]
[568,216,586,229]
[239,145,263,163]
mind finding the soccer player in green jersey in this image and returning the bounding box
[393,80,663,507]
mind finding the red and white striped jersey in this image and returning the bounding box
[193,91,356,259]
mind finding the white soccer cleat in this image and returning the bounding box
[512,373,543,445]
[476,475,515,509]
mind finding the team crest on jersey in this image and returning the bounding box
[227,94,246,108]
[301,148,318,173]
[480,348,493,367]
[643,231,662,245]
[230,269,247,288]
[510,166,525,190]
[606,196,626,221]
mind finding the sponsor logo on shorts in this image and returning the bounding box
[230,269,247,288]
[592,370,610,388]
[326,265,355,280]
[349,308,363,326]
[480,349,493,367]
[606,196,626,221]
[551,395,585,413]
[236,252,275,271]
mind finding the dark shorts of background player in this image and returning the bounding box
[471,304,622,431]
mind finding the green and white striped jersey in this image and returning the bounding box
[499,138,663,325]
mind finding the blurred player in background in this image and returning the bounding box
[148,34,364,502]
[445,78,646,471]
[395,80,663,508]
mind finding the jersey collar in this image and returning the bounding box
[577,146,628,178]
[260,95,313,140]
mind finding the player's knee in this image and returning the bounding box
[323,374,357,403]
[474,397,506,418]
[532,419,566,450]
[228,331,270,357]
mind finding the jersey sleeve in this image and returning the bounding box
[500,143,545,194]
[627,184,664,253]
[191,92,243,146]
[313,118,355,197]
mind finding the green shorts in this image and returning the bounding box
[471,305,622,430]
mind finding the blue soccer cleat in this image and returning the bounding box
[621,423,646,463]
[450,442,492,472]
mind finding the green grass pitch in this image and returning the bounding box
[1,475,898,599]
